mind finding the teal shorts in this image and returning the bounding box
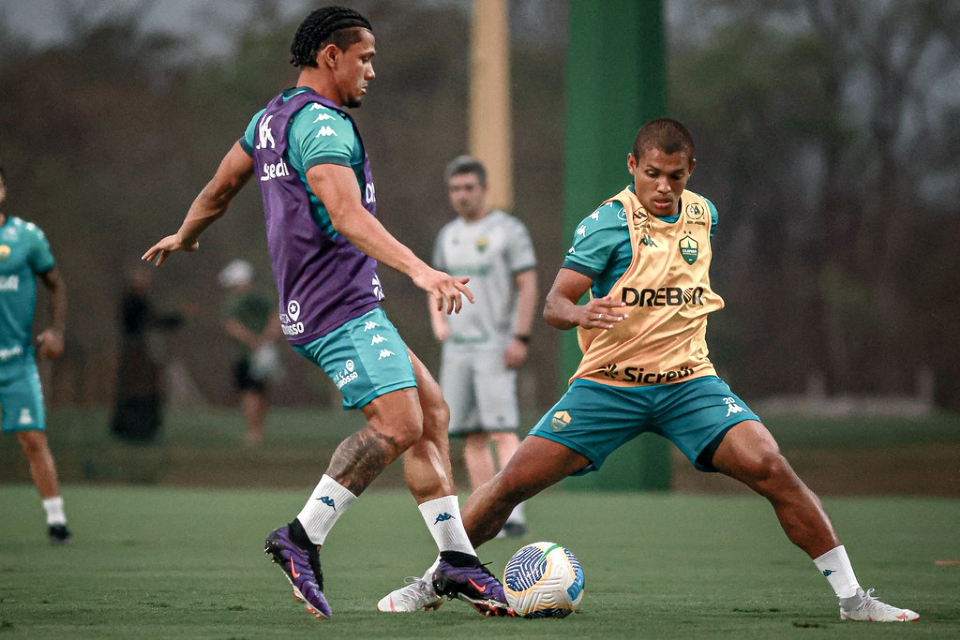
[0,357,46,433]
[294,308,416,410]
[529,376,759,473]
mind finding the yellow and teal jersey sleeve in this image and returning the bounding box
[561,200,633,298]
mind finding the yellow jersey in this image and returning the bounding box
[571,187,724,386]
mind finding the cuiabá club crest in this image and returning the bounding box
[679,235,699,265]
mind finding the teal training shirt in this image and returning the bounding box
[239,87,367,239]
[0,216,55,365]
[562,185,718,298]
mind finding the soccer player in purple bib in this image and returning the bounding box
[144,5,510,620]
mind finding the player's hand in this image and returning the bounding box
[142,234,200,267]
[432,322,450,342]
[503,339,528,369]
[35,328,64,359]
[578,296,628,330]
[415,268,474,315]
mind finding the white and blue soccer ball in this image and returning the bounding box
[503,541,585,618]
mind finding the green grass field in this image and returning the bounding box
[1,484,957,638]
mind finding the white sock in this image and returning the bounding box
[813,545,861,599]
[418,496,476,556]
[42,496,66,526]
[506,502,525,525]
[296,475,357,545]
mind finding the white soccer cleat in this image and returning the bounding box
[839,588,919,622]
[376,577,442,612]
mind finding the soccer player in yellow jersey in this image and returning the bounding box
[380,119,918,622]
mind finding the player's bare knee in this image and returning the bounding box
[16,431,46,458]
[395,421,424,450]
[748,451,801,495]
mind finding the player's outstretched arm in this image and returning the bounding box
[308,163,475,314]
[543,268,628,331]
[143,143,254,266]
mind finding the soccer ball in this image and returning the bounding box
[503,541,585,618]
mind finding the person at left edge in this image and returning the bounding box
[142,5,513,620]
[0,166,71,545]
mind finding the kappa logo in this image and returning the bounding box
[18,408,33,425]
[576,225,587,237]
[256,115,275,150]
[370,334,387,346]
[822,569,835,577]
[315,125,337,138]
[723,397,745,417]
[363,320,380,331]
[317,496,337,510]
[377,349,395,360]
[313,113,335,123]
[434,513,455,524]
[590,209,601,220]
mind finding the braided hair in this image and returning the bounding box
[290,6,373,68]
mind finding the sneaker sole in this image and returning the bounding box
[264,542,330,620]
[840,611,920,622]
[449,593,516,617]
[376,599,442,613]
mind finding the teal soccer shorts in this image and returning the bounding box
[294,308,417,410]
[0,357,46,433]
[529,376,760,473]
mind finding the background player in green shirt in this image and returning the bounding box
[218,259,282,446]
[0,166,71,545]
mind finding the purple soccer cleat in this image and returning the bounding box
[264,524,332,619]
[432,558,515,617]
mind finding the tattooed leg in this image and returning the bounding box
[324,425,405,496]
[324,387,424,496]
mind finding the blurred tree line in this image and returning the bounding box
[0,0,957,412]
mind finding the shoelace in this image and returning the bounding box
[396,578,434,604]
[860,588,897,612]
